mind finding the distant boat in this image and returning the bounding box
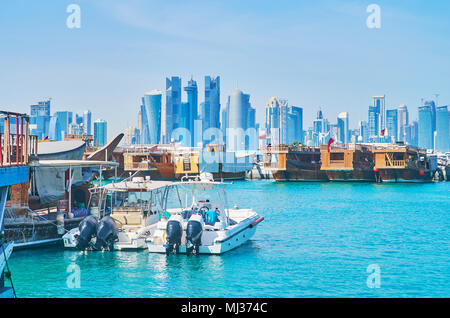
[37,140,86,160]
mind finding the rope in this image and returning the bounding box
[1,241,17,298]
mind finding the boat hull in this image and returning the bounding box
[325,170,376,182]
[147,225,257,255]
[377,169,433,183]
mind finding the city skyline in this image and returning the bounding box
[1,1,450,137]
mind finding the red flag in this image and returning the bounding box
[44,136,49,140]
[327,138,334,152]
[380,129,385,137]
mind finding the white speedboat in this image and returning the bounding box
[63,177,173,250]
[147,173,264,255]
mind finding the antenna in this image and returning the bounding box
[433,93,440,106]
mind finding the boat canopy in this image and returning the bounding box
[29,160,119,168]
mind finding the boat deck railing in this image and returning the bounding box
[1,111,38,167]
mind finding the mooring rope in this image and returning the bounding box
[1,241,17,298]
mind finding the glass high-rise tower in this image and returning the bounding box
[436,105,449,152]
[141,90,162,145]
[418,105,433,149]
[94,119,107,147]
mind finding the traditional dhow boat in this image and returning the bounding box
[320,144,376,182]
[262,144,328,181]
[147,173,264,255]
[372,143,437,183]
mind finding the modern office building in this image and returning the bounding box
[225,89,256,150]
[287,106,303,144]
[337,112,349,144]
[373,95,386,133]
[424,100,437,133]
[418,105,433,150]
[436,105,449,152]
[83,110,92,135]
[55,111,73,136]
[397,104,409,142]
[183,78,198,146]
[368,105,379,139]
[203,76,221,131]
[358,120,369,143]
[265,97,289,145]
[165,76,182,143]
[48,115,62,141]
[386,109,398,143]
[141,90,162,145]
[30,100,51,116]
[93,119,107,147]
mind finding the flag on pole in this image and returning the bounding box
[380,129,385,137]
[327,138,334,152]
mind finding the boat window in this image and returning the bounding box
[330,153,344,161]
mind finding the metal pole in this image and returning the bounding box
[15,116,19,166]
[69,166,72,214]
[20,117,23,166]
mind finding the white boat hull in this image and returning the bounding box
[147,211,263,255]
[147,225,257,254]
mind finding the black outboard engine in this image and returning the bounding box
[186,214,204,255]
[165,215,183,255]
[75,215,98,250]
[93,216,118,251]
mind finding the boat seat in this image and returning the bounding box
[112,207,142,214]
[111,214,143,227]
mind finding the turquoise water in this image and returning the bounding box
[8,181,450,297]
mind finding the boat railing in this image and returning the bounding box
[124,161,152,170]
[261,145,289,153]
[0,116,38,167]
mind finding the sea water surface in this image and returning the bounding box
[8,181,450,297]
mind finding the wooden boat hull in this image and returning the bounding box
[377,168,433,183]
[325,169,376,182]
[272,161,328,182]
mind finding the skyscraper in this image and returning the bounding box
[55,111,72,137]
[141,90,162,145]
[397,104,409,142]
[183,78,198,146]
[165,76,182,143]
[337,112,349,144]
[418,105,433,149]
[436,105,449,152]
[287,106,303,144]
[358,120,369,143]
[424,100,437,133]
[373,95,386,133]
[386,109,398,143]
[226,89,255,150]
[48,116,62,141]
[83,110,92,135]
[30,100,51,116]
[203,76,221,130]
[265,97,288,145]
[368,105,379,139]
[94,119,107,147]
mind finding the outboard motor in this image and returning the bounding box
[93,216,118,251]
[186,214,204,255]
[165,214,183,255]
[75,215,98,250]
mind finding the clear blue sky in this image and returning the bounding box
[1,0,449,137]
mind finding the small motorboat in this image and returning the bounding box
[63,176,173,250]
[147,173,264,255]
